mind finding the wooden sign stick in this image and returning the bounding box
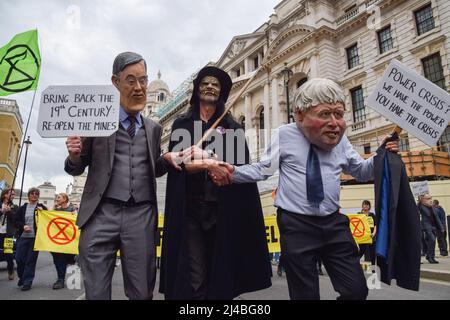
[195,66,265,148]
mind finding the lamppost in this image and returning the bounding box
[281,62,293,123]
[18,136,32,207]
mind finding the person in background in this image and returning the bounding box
[15,188,48,291]
[418,194,444,264]
[433,199,448,257]
[0,188,19,280]
[358,200,377,266]
[71,203,79,215]
[50,193,76,290]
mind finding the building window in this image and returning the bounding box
[437,125,450,155]
[253,56,259,70]
[235,68,241,78]
[422,53,446,89]
[158,92,165,102]
[377,26,393,54]
[296,77,308,89]
[344,4,357,13]
[350,86,366,123]
[399,134,410,152]
[259,108,265,149]
[346,44,360,69]
[364,144,371,154]
[8,137,13,160]
[415,4,435,36]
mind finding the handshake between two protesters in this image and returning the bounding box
[167,145,235,187]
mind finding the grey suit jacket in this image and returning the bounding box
[64,117,169,229]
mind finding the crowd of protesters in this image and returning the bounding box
[0,187,78,291]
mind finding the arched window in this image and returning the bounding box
[259,108,265,149]
[158,92,165,102]
[296,77,308,88]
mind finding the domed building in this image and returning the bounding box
[144,71,171,118]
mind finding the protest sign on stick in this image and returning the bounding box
[37,85,119,138]
[368,59,449,147]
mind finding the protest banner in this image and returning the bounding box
[3,237,14,254]
[264,215,281,253]
[368,59,450,147]
[34,210,79,254]
[34,213,370,254]
[37,85,119,137]
[347,214,372,244]
[410,181,430,198]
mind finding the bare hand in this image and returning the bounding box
[381,135,399,153]
[190,146,209,160]
[23,225,31,233]
[163,147,197,171]
[1,203,11,214]
[66,136,83,162]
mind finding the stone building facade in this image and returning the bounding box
[0,98,23,187]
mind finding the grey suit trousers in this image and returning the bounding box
[78,200,157,300]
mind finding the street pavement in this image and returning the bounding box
[1,252,450,300]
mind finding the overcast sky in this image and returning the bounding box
[0,0,278,194]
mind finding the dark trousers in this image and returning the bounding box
[15,237,39,286]
[423,228,436,259]
[0,233,14,273]
[51,252,69,280]
[436,229,448,256]
[277,209,368,300]
[185,201,217,300]
[359,242,376,265]
[421,230,428,256]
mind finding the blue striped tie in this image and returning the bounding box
[127,116,136,138]
[306,144,324,207]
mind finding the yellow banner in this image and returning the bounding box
[3,237,13,254]
[347,214,373,244]
[264,215,281,253]
[33,211,371,255]
[156,215,164,258]
[34,210,80,254]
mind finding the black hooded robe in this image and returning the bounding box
[159,66,272,300]
[374,148,421,291]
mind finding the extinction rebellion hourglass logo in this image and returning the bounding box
[0,44,40,93]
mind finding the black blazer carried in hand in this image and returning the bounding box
[374,148,421,291]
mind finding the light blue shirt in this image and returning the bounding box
[119,106,143,136]
[233,123,374,216]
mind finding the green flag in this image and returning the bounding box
[0,29,41,96]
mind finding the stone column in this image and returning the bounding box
[271,77,280,129]
[309,54,319,78]
[244,93,256,156]
[244,58,251,74]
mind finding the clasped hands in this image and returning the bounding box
[165,146,234,186]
